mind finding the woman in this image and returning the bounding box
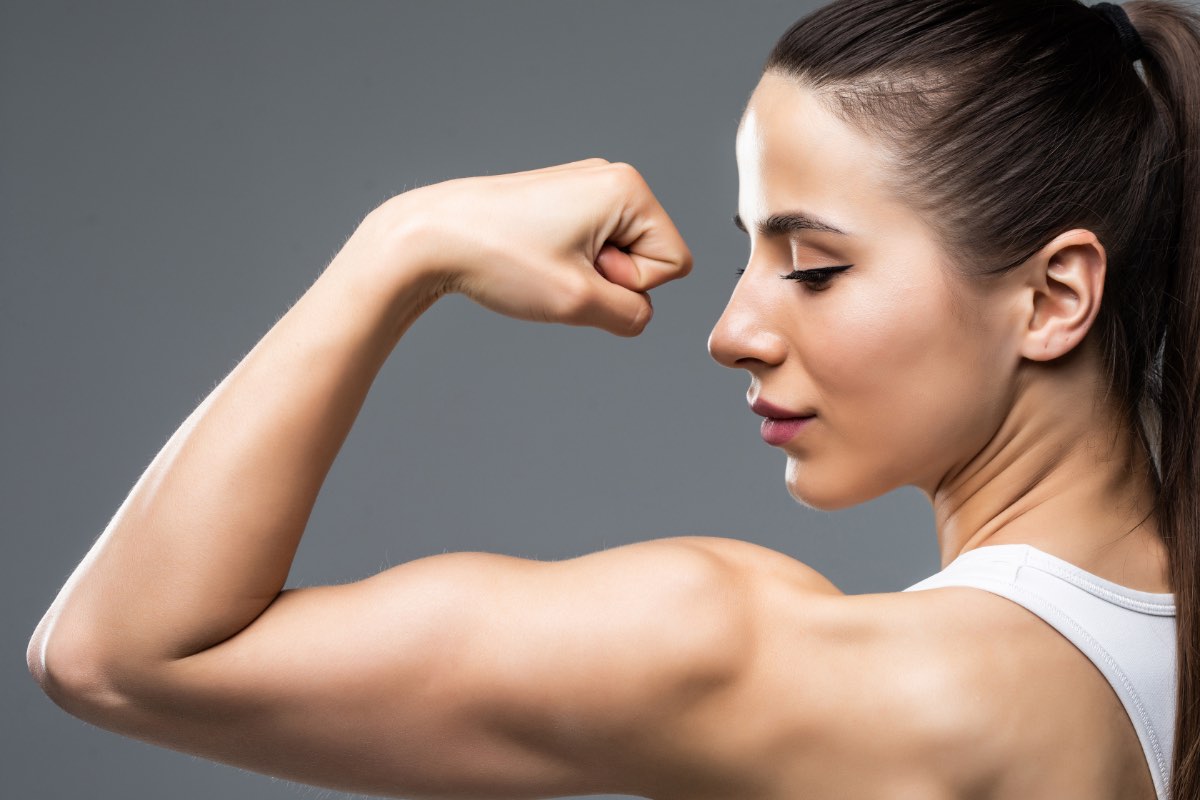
[25,0,1199,797]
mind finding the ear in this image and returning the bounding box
[1018,229,1106,362]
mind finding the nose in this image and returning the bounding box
[707,273,788,370]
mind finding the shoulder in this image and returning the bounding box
[668,539,1148,798]
[629,537,1005,798]
[882,583,1160,797]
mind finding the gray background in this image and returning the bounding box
[4,2,942,798]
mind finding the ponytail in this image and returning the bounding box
[1127,3,1200,796]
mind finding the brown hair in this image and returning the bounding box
[762,0,1200,795]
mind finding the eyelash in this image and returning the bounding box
[734,264,852,290]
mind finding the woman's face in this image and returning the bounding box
[708,71,1021,510]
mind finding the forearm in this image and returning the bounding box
[30,202,443,685]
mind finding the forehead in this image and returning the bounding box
[735,72,905,235]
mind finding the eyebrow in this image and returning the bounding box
[732,211,850,237]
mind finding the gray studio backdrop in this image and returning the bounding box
[5,2,944,798]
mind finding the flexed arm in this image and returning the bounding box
[27,157,691,681]
[25,160,760,800]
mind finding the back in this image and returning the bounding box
[902,543,1177,799]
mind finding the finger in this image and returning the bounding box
[625,223,694,292]
[577,268,654,337]
[602,163,694,292]
[593,242,642,291]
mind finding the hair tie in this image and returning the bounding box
[1093,2,1149,62]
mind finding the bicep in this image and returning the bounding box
[83,537,757,800]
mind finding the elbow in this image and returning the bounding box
[26,617,49,687]
[27,617,127,713]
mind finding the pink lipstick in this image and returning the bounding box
[759,416,814,445]
[749,397,817,446]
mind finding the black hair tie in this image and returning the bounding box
[1093,2,1149,62]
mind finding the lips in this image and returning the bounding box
[749,397,817,420]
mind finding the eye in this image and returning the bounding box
[734,264,852,291]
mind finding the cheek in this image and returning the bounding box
[792,273,1002,501]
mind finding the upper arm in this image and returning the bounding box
[65,536,764,800]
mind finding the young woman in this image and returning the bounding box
[27,0,1200,798]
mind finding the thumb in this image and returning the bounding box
[593,242,642,290]
[580,264,654,337]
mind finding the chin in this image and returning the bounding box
[784,456,878,511]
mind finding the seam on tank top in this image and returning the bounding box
[954,545,1175,615]
[991,573,1170,794]
[1022,558,1175,615]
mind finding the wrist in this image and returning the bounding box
[377,192,463,300]
[333,194,460,307]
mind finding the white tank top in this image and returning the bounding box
[901,542,1177,799]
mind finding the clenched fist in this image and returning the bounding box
[370,158,694,337]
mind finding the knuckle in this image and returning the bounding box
[554,275,593,320]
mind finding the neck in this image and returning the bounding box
[921,342,1168,591]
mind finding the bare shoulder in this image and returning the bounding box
[644,537,984,798]
[665,537,1154,799]
[876,585,1159,800]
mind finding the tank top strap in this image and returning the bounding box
[902,542,1176,800]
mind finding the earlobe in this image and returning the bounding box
[1017,232,1105,363]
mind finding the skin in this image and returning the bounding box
[25,72,1169,800]
[711,72,1169,590]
